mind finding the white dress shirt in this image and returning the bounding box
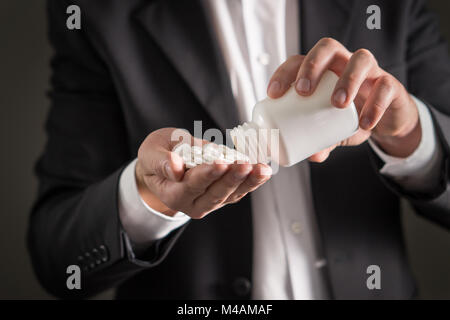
[118,0,442,300]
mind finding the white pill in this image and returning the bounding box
[203,143,221,155]
[202,144,221,164]
[235,150,250,163]
[192,146,203,164]
[172,142,250,169]
[192,145,203,154]
[202,152,217,164]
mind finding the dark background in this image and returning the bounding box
[1,0,449,299]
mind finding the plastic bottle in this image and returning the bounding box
[230,70,359,167]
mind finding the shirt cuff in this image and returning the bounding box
[118,159,190,245]
[368,95,443,191]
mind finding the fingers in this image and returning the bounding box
[359,75,397,130]
[191,163,253,216]
[225,164,272,203]
[295,38,351,96]
[332,49,380,108]
[267,55,305,98]
[138,128,273,219]
[182,162,230,197]
[308,145,337,163]
[152,162,229,213]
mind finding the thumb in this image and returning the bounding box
[142,145,185,182]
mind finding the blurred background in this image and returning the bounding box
[0,0,449,299]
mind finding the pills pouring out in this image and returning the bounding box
[173,70,359,169]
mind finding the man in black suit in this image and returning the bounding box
[28,0,450,299]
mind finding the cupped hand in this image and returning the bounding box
[136,128,272,219]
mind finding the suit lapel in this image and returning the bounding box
[134,0,240,131]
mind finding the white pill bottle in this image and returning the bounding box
[230,71,359,167]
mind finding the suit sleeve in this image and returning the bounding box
[371,0,450,228]
[27,0,184,299]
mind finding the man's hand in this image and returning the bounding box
[267,37,421,162]
[135,128,272,219]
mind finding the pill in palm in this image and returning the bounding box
[192,146,203,165]
[172,143,249,168]
[202,143,222,164]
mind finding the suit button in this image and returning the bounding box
[91,248,102,265]
[84,252,95,269]
[77,255,88,271]
[232,277,251,297]
[99,245,109,262]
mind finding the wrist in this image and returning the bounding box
[371,102,421,158]
[135,160,178,217]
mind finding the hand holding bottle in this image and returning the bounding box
[267,37,421,162]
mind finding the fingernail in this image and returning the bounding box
[268,81,281,96]
[334,89,347,105]
[360,117,371,129]
[296,78,310,93]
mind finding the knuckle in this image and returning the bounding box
[304,59,320,72]
[372,99,386,112]
[354,48,374,61]
[345,72,360,86]
[378,75,394,90]
[319,37,337,47]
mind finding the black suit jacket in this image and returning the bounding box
[28,0,450,299]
